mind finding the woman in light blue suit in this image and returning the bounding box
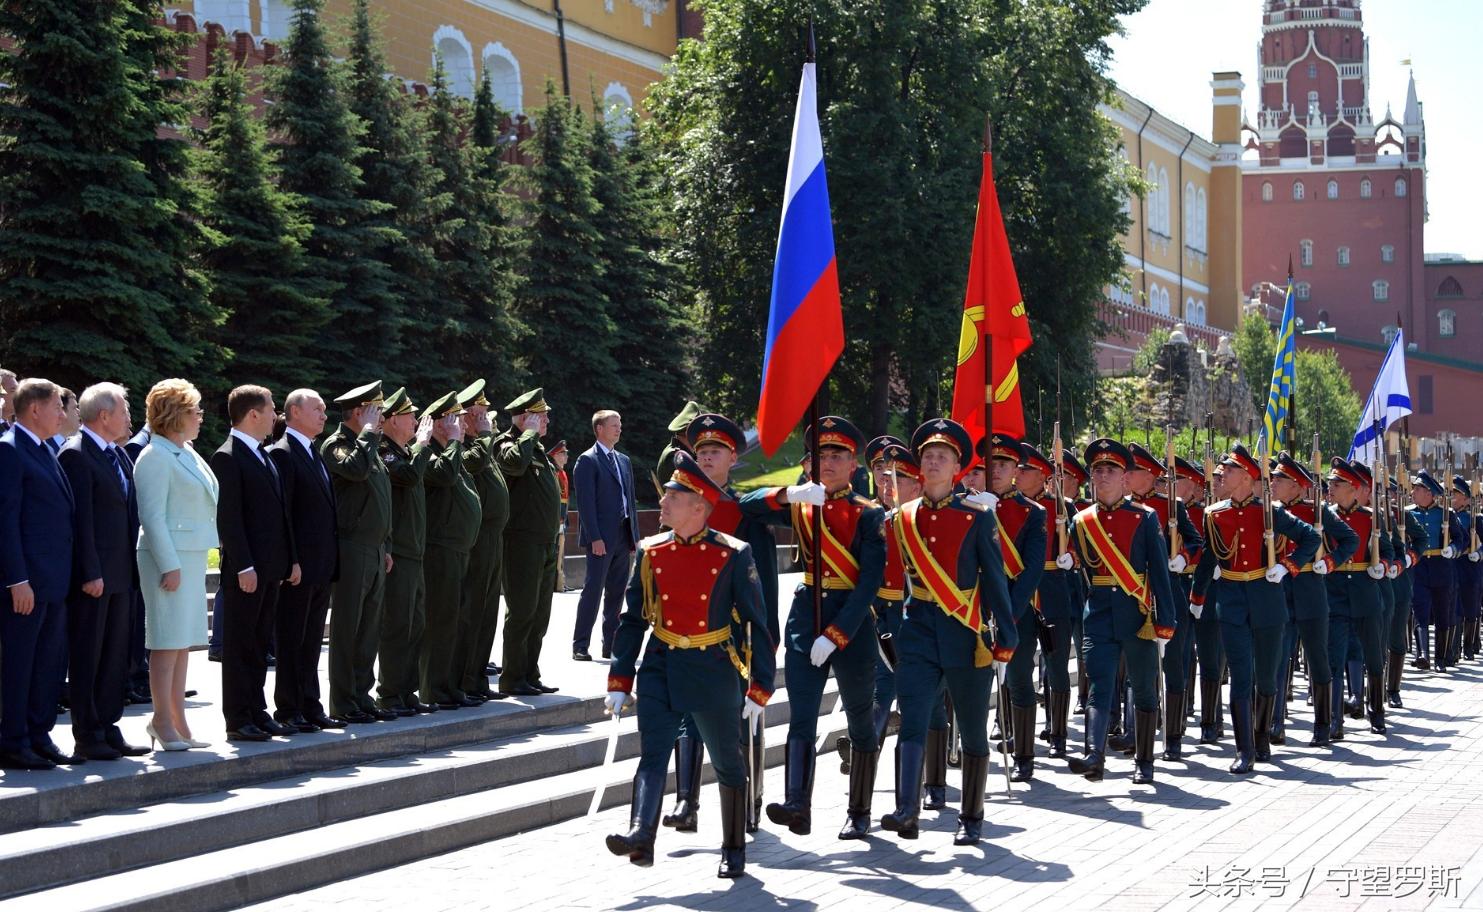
[135,379,220,751]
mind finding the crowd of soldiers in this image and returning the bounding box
[603,406,1480,879]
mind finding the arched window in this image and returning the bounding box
[1307,89,1320,116]
[1381,244,1395,263]
[1119,150,1132,216]
[1145,162,1158,231]
[1295,282,1312,301]
[482,42,523,115]
[1261,181,1273,202]
[1195,188,1207,249]
[1184,182,1195,246]
[1439,309,1457,338]
[1300,239,1314,267]
[196,0,251,32]
[1293,180,1306,201]
[433,26,476,99]
[1327,180,1339,199]
[259,0,292,40]
[1337,246,1350,266]
[1188,299,1206,326]
[1394,177,1408,198]
[1158,167,1170,235]
[1147,282,1161,313]
[1317,309,1330,327]
[1382,324,1398,345]
[1438,276,1463,298]
[1373,280,1390,302]
[1160,287,1171,315]
[1360,178,1372,198]
[601,82,635,144]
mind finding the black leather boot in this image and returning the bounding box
[765,737,814,835]
[747,724,765,833]
[1198,679,1221,744]
[838,748,879,840]
[1010,703,1036,782]
[1068,705,1108,781]
[1386,651,1404,708]
[1330,677,1346,742]
[662,736,703,832]
[606,768,666,866]
[836,735,852,774]
[1160,688,1184,761]
[1367,671,1386,734]
[1309,681,1331,746]
[922,728,948,810]
[1131,708,1157,784]
[717,783,747,879]
[990,704,1010,753]
[881,740,923,839]
[1075,673,1088,714]
[1048,690,1070,759]
[1345,659,1365,717]
[1185,664,1197,718]
[1253,693,1273,763]
[1228,698,1255,774]
[953,752,989,845]
[872,703,892,748]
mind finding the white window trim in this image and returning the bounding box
[481,41,523,114]
[433,25,476,99]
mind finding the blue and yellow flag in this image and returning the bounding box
[1256,282,1297,457]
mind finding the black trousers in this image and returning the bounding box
[274,581,332,719]
[572,527,633,654]
[67,589,132,746]
[221,577,282,730]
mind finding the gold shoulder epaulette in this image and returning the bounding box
[640,530,675,549]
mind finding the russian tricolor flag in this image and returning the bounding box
[756,60,843,456]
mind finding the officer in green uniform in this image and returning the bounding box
[498,389,563,697]
[376,389,436,715]
[417,392,483,708]
[655,401,703,485]
[456,380,512,702]
[322,381,396,724]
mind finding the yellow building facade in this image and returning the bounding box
[179,0,687,117]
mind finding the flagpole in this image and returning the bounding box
[805,20,823,640]
[1286,256,1296,449]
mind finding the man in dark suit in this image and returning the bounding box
[0,379,78,769]
[571,409,639,661]
[213,386,300,742]
[267,389,342,730]
[58,383,148,760]
[123,424,154,703]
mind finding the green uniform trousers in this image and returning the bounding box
[459,527,504,696]
[329,542,386,716]
[500,537,559,688]
[420,546,470,704]
[377,557,426,709]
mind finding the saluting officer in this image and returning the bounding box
[498,389,563,696]
[375,389,435,715]
[981,434,1046,781]
[604,451,774,880]
[739,417,885,841]
[1406,470,1461,672]
[456,380,512,702]
[1322,459,1391,740]
[1016,444,1078,760]
[655,401,703,483]
[322,382,396,723]
[881,418,1016,846]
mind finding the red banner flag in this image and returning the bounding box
[951,151,1032,450]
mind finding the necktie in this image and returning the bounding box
[106,445,129,497]
[609,450,627,517]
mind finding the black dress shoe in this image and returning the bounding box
[265,653,276,668]
[32,742,84,765]
[573,650,593,662]
[207,652,222,663]
[341,711,377,724]
[184,690,199,698]
[506,683,543,697]
[227,724,272,742]
[531,681,559,694]
[477,690,510,701]
[0,747,56,770]
[436,701,463,710]
[78,742,124,761]
[413,702,439,714]
[308,713,348,729]
[372,708,398,722]
[106,736,151,757]
[285,715,322,733]
[491,665,502,676]
[393,706,416,717]
[601,646,612,660]
[457,695,481,708]
[256,717,295,736]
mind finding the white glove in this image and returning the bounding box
[1442,545,1457,559]
[1213,565,1223,580]
[1265,564,1289,584]
[1470,551,1481,563]
[785,482,826,506]
[1312,558,1330,576]
[1055,552,1075,570]
[1386,562,1400,579]
[1404,553,1414,568]
[1188,601,1204,620]
[741,698,765,735]
[604,692,628,716]
[965,491,999,511]
[1366,563,1386,580]
[1168,554,1187,574]
[809,635,837,667]
[415,415,434,446]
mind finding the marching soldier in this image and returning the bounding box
[456,380,512,702]
[1268,453,1357,746]
[1407,471,1461,672]
[1016,444,1077,760]
[322,381,396,723]
[881,418,1016,845]
[1322,459,1391,740]
[867,436,921,747]
[375,390,435,715]
[982,435,1046,781]
[739,417,885,841]
[1190,445,1318,773]
[419,392,483,709]
[1194,464,1229,746]
[1170,456,1208,728]
[1387,476,1426,707]
[1061,453,1092,715]
[1065,438,1176,784]
[1450,476,1482,665]
[604,451,774,879]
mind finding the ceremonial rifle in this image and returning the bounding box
[1204,413,1217,510]
[1472,453,1481,555]
[1370,419,1384,567]
[1261,442,1276,570]
[1165,424,1179,562]
[1444,436,1455,553]
[1054,359,1069,557]
[1312,423,1325,562]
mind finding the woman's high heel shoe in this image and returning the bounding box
[145,722,190,752]
[181,736,210,749]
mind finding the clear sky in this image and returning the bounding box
[1106,0,1482,259]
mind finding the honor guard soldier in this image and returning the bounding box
[322,381,397,723]
[661,413,777,835]
[1450,476,1482,665]
[1350,461,1399,725]
[881,418,1016,845]
[604,452,774,879]
[1124,444,1204,762]
[456,379,512,702]
[867,437,921,747]
[1406,471,1458,673]
[1016,444,1077,760]
[1190,445,1318,772]
[1268,453,1357,746]
[1387,476,1426,707]
[375,389,435,715]
[1061,453,1093,715]
[740,417,885,841]
[1322,459,1391,739]
[1171,456,1210,718]
[1064,438,1176,784]
[981,434,1046,781]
